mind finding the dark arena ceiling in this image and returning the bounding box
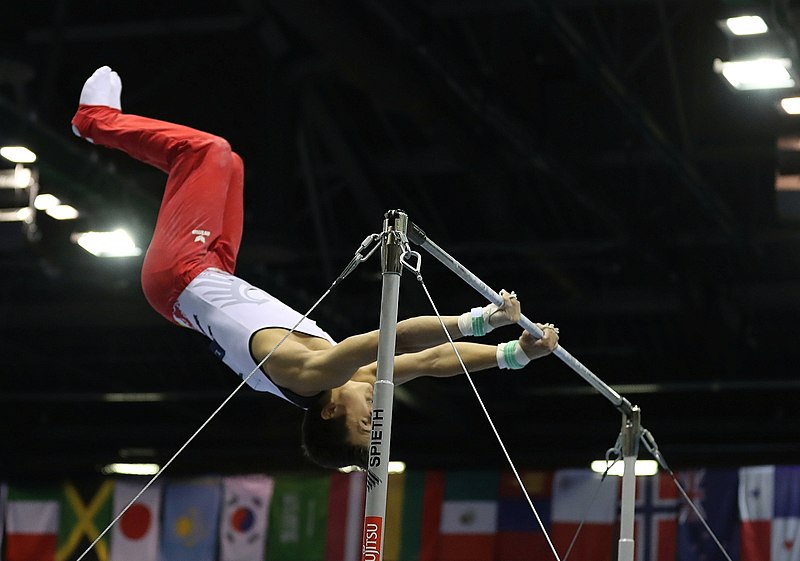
[3,0,800,480]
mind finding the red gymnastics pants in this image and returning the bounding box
[71,106,244,324]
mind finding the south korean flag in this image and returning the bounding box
[220,475,274,561]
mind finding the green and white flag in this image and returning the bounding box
[265,475,330,561]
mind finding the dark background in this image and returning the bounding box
[2,0,800,480]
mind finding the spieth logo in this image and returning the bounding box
[192,229,211,243]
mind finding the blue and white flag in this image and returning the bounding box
[677,468,740,561]
[159,478,221,561]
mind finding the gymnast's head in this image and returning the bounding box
[301,380,372,469]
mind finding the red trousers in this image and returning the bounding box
[71,106,244,323]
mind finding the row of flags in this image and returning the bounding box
[0,465,798,561]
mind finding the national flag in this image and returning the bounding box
[551,468,619,561]
[1,483,7,554]
[387,470,444,561]
[773,466,800,561]
[677,468,739,561]
[325,472,365,561]
[219,475,273,561]
[739,465,800,561]
[630,472,679,561]
[740,465,774,561]
[429,470,500,561]
[265,474,330,561]
[159,477,221,561]
[4,485,61,561]
[495,470,554,561]
[56,480,113,561]
[110,480,162,561]
[381,471,407,561]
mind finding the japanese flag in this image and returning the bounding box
[109,480,162,561]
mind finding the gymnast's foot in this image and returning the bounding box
[79,66,122,109]
[72,66,121,140]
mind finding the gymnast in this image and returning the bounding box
[71,66,560,469]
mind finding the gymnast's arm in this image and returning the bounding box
[253,315,473,394]
[375,328,559,385]
[254,292,522,393]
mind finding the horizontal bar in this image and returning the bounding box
[408,221,634,415]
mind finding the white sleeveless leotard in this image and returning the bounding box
[173,268,336,408]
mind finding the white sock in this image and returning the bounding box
[78,66,122,110]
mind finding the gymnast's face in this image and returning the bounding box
[325,380,374,446]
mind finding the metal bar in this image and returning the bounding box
[618,407,641,561]
[362,210,407,561]
[408,220,634,416]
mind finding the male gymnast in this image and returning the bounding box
[71,66,560,469]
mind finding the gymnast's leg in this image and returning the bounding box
[71,66,244,322]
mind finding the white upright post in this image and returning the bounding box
[618,407,641,561]
[361,210,407,561]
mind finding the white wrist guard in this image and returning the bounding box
[496,341,531,370]
[458,304,500,337]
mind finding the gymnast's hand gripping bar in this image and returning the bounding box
[407,220,635,416]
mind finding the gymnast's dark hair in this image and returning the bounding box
[301,392,369,470]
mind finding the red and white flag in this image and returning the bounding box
[109,480,162,561]
[740,465,800,561]
[551,468,619,561]
[630,472,679,561]
[219,475,274,561]
[325,471,366,561]
[0,483,6,554]
[4,492,60,561]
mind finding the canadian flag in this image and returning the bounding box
[109,480,162,561]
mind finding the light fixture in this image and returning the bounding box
[780,96,800,114]
[0,146,37,164]
[45,204,79,220]
[590,459,658,477]
[723,15,768,36]
[0,208,33,223]
[338,460,406,474]
[34,193,61,210]
[714,57,796,90]
[101,463,160,476]
[72,228,142,257]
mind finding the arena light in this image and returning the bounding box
[338,461,406,474]
[0,146,37,164]
[590,459,658,477]
[723,15,768,36]
[0,208,33,222]
[714,58,796,90]
[45,204,79,220]
[781,96,800,115]
[101,463,160,476]
[72,228,142,257]
[34,193,61,210]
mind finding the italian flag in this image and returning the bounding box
[5,486,60,561]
